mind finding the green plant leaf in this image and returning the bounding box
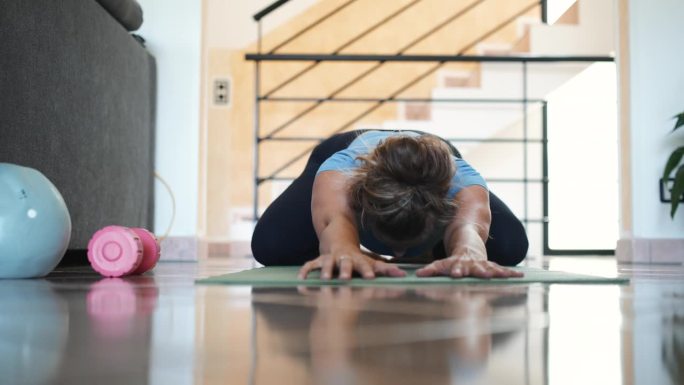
[663,146,684,180]
[674,112,684,132]
[671,164,684,218]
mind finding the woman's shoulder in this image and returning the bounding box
[349,129,421,150]
[449,156,488,197]
[316,131,387,174]
[317,130,430,175]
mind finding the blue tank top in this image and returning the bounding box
[316,130,487,257]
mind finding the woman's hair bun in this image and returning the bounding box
[349,134,457,242]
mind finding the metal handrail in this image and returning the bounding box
[261,0,488,100]
[256,0,543,100]
[248,53,615,63]
[254,0,548,95]
[263,0,423,97]
[267,0,359,53]
[541,0,548,23]
[260,97,547,103]
[257,0,538,140]
[261,137,544,143]
[253,0,292,21]
[254,0,548,26]
[260,176,546,183]
[256,1,548,178]
[255,1,541,141]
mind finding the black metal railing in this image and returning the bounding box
[248,0,613,255]
[253,0,549,24]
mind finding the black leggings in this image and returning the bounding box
[251,130,529,267]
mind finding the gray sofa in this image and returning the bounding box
[0,0,156,263]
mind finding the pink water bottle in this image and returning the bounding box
[87,226,161,277]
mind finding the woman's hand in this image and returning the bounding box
[415,255,523,279]
[421,185,523,279]
[308,172,405,280]
[298,250,407,281]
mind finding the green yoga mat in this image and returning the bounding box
[196,266,629,286]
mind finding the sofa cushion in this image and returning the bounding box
[95,0,143,31]
[0,0,156,251]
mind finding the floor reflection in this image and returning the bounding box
[0,279,70,385]
[87,277,159,339]
[662,298,683,385]
[627,280,684,385]
[72,276,159,385]
[1,259,681,385]
[242,285,547,385]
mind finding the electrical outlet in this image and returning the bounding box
[213,79,230,106]
[660,178,684,203]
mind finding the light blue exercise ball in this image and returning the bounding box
[0,163,72,278]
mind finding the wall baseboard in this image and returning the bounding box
[158,238,254,261]
[205,240,252,258]
[616,238,684,264]
[160,236,200,261]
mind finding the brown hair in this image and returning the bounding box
[348,134,457,243]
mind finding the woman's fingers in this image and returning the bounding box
[503,266,525,277]
[484,263,508,278]
[464,260,521,279]
[450,263,463,278]
[470,261,493,278]
[415,259,447,277]
[298,259,322,279]
[298,255,523,280]
[337,256,354,280]
[416,259,454,277]
[299,254,411,280]
[373,261,407,277]
[459,262,471,277]
[353,259,375,280]
[321,255,335,280]
[482,260,524,278]
[417,257,524,279]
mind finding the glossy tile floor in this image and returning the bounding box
[1,255,682,385]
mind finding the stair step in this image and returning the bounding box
[437,69,480,89]
[555,1,579,25]
[401,103,431,121]
[512,29,531,53]
[475,42,515,56]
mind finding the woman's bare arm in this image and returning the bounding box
[416,186,523,278]
[299,171,406,280]
[443,185,491,260]
[310,171,360,257]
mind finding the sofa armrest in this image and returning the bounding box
[95,0,144,31]
[0,0,156,252]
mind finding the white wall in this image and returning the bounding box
[626,0,684,238]
[546,63,619,250]
[137,0,202,237]
[530,0,615,55]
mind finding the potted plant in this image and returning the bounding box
[663,111,684,217]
